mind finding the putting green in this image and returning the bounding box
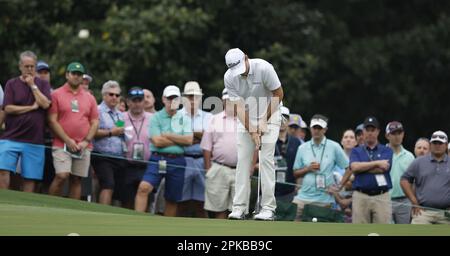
[0,190,448,236]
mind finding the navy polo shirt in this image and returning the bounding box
[350,144,393,191]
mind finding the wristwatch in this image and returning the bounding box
[31,85,38,90]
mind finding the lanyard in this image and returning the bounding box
[108,111,119,124]
[310,138,327,164]
[363,146,377,161]
[128,113,145,141]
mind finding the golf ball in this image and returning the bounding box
[367,233,380,236]
[312,217,317,222]
[67,233,80,236]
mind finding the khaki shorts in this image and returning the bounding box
[411,209,450,225]
[52,148,91,178]
[204,162,236,212]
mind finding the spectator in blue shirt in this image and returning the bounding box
[92,80,126,205]
[292,114,349,221]
[350,116,393,224]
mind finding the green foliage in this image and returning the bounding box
[1,0,450,148]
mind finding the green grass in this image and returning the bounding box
[0,189,449,236]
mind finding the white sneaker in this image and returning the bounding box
[253,209,275,221]
[228,209,245,220]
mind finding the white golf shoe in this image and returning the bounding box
[253,209,275,221]
[228,208,245,220]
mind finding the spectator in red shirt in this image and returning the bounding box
[48,62,99,199]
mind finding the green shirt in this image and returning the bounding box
[149,108,192,154]
[389,146,415,198]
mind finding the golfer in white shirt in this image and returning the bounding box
[224,48,284,220]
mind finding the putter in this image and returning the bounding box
[253,144,262,216]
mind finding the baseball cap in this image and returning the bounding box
[280,106,290,116]
[163,85,181,98]
[225,48,246,77]
[128,87,144,100]
[222,88,229,100]
[430,130,448,143]
[363,116,379,129]
[288,114,301,127]
[36,61,50,72]
[183,81,203,96]
[355,123,364,134]
[299,119,308,129]
[289,114,307,128]
[83,74,93,82]
[385,121,404,134]
[310,114,328,129]
[66,62,85,74]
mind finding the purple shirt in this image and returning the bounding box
[1,77,52,144]
[200,111,238,167]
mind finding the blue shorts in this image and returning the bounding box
[181,156,205,201]
[0,140,45,180]
[142,154,186,203]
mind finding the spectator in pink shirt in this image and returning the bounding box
[201,88,238,218]
[122,87,153,208]
[48,62,99,199]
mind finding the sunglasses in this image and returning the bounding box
[129,89,144,96]
[166,95,179,100]
[389,124,403,130]
[108,93,120,98]
[432,135,447,140]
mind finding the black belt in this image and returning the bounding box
[213,160,236,169]
[184,154,203,159]
[356,189,388,196]
[153,152,182,158]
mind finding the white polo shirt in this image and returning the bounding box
[224,58,281,125]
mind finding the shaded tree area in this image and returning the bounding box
[1,0,449,148]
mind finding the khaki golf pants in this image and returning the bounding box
[352,190,392,224]
[232,118,280,214]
